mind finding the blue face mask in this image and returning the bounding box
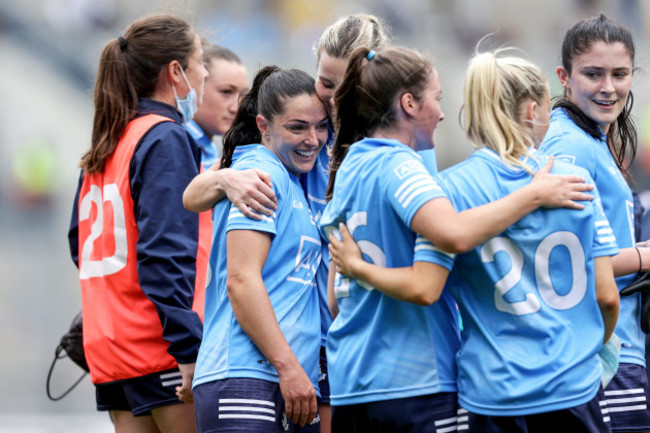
[171,65,198,123]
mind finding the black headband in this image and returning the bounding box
[118,36,127,51]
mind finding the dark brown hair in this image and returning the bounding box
[221,67,317,169]
[81,15,196,173]
[555,13,637,176]
[326,46,432,200]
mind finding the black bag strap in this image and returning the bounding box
[46,343,87,401]
[46,312,88,402]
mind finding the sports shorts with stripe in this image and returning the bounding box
[95,368,185,416]
[194,377,320,433]
[602,363,650,432]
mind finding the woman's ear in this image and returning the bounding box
[556,66,569,91]
[523,99,538,124]
[256,114,268,136]
[166,60,183,86]
[399,92,418,117]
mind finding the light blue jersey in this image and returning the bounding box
[185,119,220,170]
[301,144,332,346]
[319,137,460,406]
[301,144,439,347]
[194,144,321,395]
[541,108,643,366]
[419,148,618,416]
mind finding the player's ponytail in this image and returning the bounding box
[462,48,547,171]
[222,66,278,168]
[327,46,432,201]
[83,15,195,174]
[326,48,369,200]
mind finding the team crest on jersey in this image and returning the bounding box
[293,200,304,209]
[556,154,576,165]
[394,159,426,179]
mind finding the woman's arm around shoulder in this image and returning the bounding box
[411,157,594,254]
[183,161,278,219]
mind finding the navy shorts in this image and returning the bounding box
[194,377,320,433]
[603,362,650,432]
[317,346,330,405]
[467,387,610,433]
[332,392,458,433]
[95,368,184,416]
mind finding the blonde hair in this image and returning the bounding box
[462,48,547,171]
[315,14,390,63]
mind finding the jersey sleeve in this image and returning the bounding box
[542,128,598,176]
[130,122,203,364]
[384,150,448,227]
[413,234,456,270]
[590,182,620,258]
[226,157,287,237]
[411,173,458,270]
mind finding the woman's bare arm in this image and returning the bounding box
[183,164,277,219]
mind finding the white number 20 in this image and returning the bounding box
[79,184,128,279]
[480,232,587,316]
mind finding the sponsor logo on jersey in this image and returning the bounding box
[394,159,426,179]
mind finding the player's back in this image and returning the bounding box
[437,148,618,415]
[321,137,460,405]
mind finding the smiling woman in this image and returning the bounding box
[540,14,650,433]
[557,40,633,135]
[325,47,620,433]
[256,92,329,175]
[192,66,327,433]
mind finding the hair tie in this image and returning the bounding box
[367,50,376,60]
[118,36,128,51]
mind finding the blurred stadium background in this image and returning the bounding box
[0,0,648,431]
